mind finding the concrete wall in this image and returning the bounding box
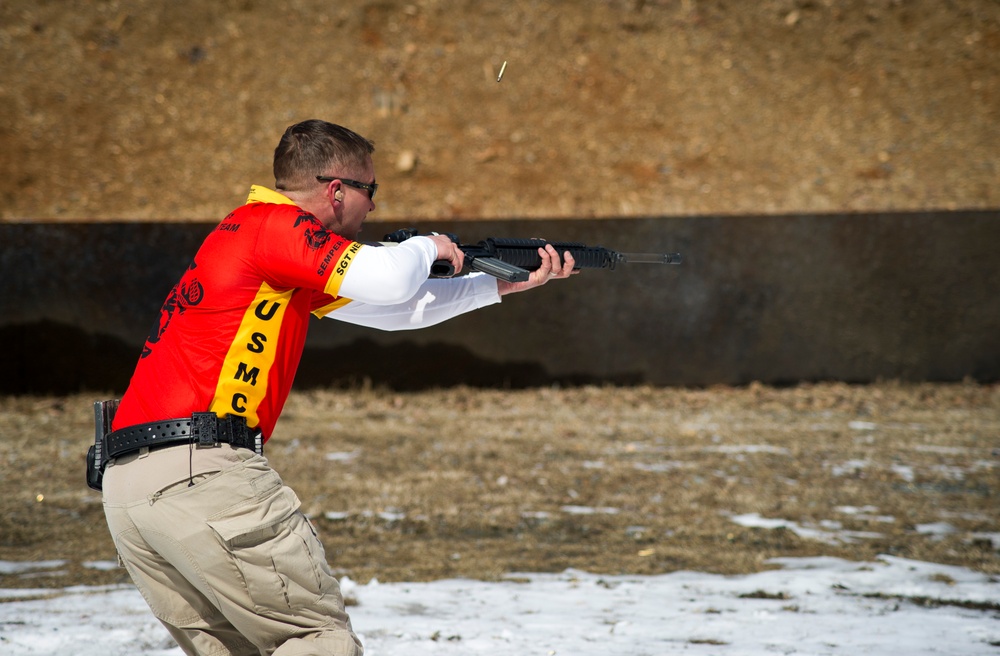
[1,211,997,394]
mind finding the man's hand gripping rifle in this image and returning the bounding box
[383,228,682,283]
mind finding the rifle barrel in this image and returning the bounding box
[620,252,683,265]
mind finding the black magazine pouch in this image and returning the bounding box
[87,399,119,491]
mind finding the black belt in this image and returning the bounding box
[105,412,263,460]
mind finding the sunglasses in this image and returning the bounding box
[316,175,378,200]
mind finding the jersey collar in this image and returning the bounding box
[246,185,297,206]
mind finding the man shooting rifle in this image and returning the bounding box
[93,119,578,656]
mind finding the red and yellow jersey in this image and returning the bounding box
[113,187,360,440]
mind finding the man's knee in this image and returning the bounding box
[271,630,363,656]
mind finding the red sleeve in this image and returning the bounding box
[255,206,361,295]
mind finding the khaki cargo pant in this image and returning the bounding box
[102,443,363,656]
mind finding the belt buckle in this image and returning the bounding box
[191,412,218,447]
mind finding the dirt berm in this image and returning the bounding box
[1,1,997,221]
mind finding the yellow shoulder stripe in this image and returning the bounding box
[312,296,353,318]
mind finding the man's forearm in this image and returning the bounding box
[325,273,501,330]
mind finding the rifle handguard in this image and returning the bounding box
[485,238,621,270]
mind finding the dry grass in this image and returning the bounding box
[1,382,998,590]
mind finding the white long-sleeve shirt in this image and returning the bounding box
[325,236,502,330]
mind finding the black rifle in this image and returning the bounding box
[382,228,681,283]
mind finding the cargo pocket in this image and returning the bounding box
[207,485,335,617]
